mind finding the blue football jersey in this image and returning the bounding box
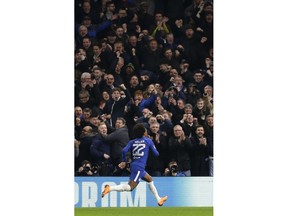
[122,136,159,169]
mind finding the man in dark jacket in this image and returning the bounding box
[75,126,95,172]
[100,117,130,167]
[102,84,131,127]
[190,125,213,176]
[90,122,114,176]
[168,125,193,176]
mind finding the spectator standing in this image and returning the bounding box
[192,98,212,126]
[90,122,114,176]
[180,113,198,139]
[146,122,167,176]
[168,125,193,176]
[100,117,130,167]
[75,126,95,171]
[190,125,213,176]
[140,39,162,74]
[102,84,131,127]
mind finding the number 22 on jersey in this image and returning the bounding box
[132,143,145,157]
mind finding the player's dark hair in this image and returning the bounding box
[133,123,146,138]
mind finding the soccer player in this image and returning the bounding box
[101,123,168,206]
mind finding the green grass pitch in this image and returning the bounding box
[75,207,213,216]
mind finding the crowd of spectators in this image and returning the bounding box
[74,0,213,177]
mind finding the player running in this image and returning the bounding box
[101,123,168,206]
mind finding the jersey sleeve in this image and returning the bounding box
[148,138,159,157]
[122,140,132,162]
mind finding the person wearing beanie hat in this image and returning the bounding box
[125,62,135,70]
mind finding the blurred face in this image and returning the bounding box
[147,84,155,93]
[82,38,91,49]
[83,2,91,12]
[149,40,158,51]
[184,106,193,114]
[204,5,213,13]
[75,107,83,117]
[129,36,137,47]
[114,42,123,52]
[115,119,124,129]
[79,49,86,58]
[155,83,162,92]
[166,34,174,44]
[173,125,183,137]
[204,85,213,96]
[135,93,143,102]
[112,90,121,101]
[169,69,178,77]
[115,28,124,38]
[150,123,159,134]
[177,100,185,109]
[185,28,194,39]
[206,116,213,127]
[148,117,157,125]
[197,100,204,109]
[102,91,110,101]
[83,19,92,27]
[118,9,127,18]
[107,35,116,44]
[162,113,170,120]
[155,96,162,105]
[79,93,89,103]
[131,13,138,22]
[106,75,114,85]
[81,74,91,83]
[92,69,102,79]
[79,26,88,37]
[164,49,173,60]
[186,114,194,123]
[193,72,204,82]
[90,117,100,126]
[93,45,101,55]
[206,14,213,23]
[196,127,205,137]
[81,126,91,137]
[142,108,150,116]
[125,66,134,74]
[107,3,116,12]
[130,76,139,86]
[75,52,82,62]
[98,124,107,135]
[174,77,183,86]
[83,111,91,120]
[155,13,163,22]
